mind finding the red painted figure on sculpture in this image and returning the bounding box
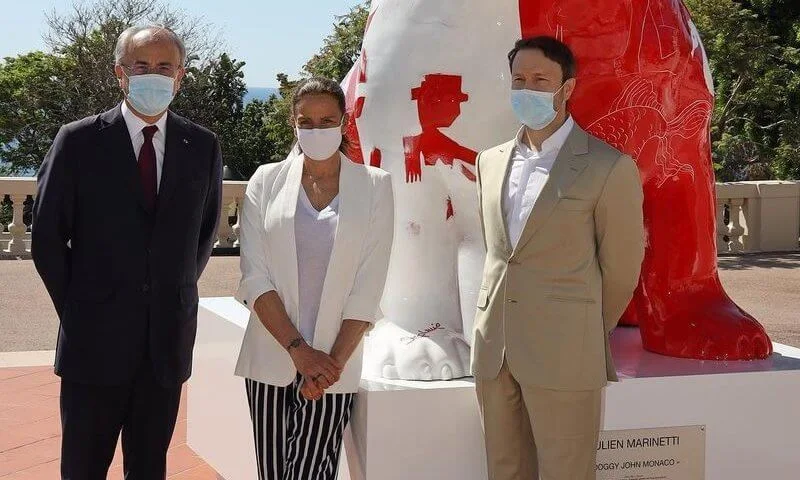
[403,75,477,183]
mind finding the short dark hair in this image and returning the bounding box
[507,36,577,82]
[290,77,349,153]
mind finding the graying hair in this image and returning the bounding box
[114,25,187,66]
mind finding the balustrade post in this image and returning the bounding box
[728,198,746,253]
[232,196,242,248]
[5,194,27,255]
[215,194,236,249]
[716,198,729,254]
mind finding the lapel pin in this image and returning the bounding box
[183,138,190,145]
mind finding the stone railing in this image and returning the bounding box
[716,181,800,254]
[0,178,35,257]
[215,181,247,250]
[0,177,247,258]
[3,178,799,257]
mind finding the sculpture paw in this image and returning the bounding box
[364,321,471,380]
[640,293,772,360]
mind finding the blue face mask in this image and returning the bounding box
[510,84,564,130]
[125,73,176,116]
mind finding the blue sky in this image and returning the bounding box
[0,0,363,87]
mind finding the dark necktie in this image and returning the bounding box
[138,125,158,211]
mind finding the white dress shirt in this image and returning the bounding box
[121,101,168,191]
[295,188,340,344]
[503,116,575,248]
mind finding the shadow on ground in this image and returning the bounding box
[718,253,800,271]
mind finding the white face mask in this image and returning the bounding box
[125,73,176,117]
[510,83,565,131]
[296,121,343,161]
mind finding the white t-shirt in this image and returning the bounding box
[295,187,340,344]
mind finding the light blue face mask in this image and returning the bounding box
[510,84,565,130]
[125,73,176,116]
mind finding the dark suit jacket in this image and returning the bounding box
[32,103,223,387]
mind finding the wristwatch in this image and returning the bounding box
[286,337,305,352]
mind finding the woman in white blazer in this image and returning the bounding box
[234,77,394,480]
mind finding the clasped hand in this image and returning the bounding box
[289,344,343,401]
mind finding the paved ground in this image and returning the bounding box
[0,257,241,353]
[1,254,799,352]
[717,254,800,348]
[0,366,219,479]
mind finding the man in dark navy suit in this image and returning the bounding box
[32,25,222,479]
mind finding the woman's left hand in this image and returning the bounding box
[300,375,324,401]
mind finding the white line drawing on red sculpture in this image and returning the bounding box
[588,79,710,187]
[546,1,679,76]
[624,0,678,73]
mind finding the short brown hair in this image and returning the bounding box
[508,36,577,82]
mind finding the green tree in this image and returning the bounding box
[263,73,299,162]
[0,0,225,175]
[43,0,222,117]
[232,98,277,176]
[1,0,373,177]
[304,3,371,81]
[685,0,800,180]
[172,53,251,176]
[256,2,371,171]
[0,52,75,175]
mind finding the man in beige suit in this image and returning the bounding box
[473,36,645,480]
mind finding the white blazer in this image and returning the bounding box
[234,151,394,393]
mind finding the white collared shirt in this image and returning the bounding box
[503,116,575,248]
[121,101,168,191]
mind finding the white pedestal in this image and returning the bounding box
[602,327,800,480]
[189,298,800,480]
[188,298,258,480]
[346,377,487,480]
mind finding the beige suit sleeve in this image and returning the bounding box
[594,155,645,333]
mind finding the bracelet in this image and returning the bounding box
[286,337,305,352]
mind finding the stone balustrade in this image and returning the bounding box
[0,177,247,258]
[0,178,35,258]
[716,181,800,254]
[2,177,799,258]
[215,181,247,251]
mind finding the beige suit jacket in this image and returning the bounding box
[472,124,645,391]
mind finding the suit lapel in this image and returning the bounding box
[155,111,189,218]
[487,140,516,256]
[513,125,590,255]
[283,154,303,323]
[98,104,149,214]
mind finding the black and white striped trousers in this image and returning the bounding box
[245,375,355,480]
